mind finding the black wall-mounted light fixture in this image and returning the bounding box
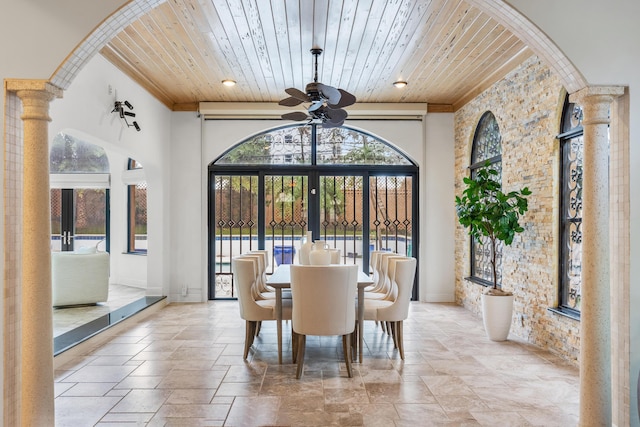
[112,100,141,131]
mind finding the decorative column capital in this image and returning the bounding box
[570,85,625,126]
[5,79,63,121]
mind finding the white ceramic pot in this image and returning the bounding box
[481,293,514,341]
[309,249,331,265]
[312,240,327,251]
[299,231,313,265]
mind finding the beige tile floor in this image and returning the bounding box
[54,301,579,426]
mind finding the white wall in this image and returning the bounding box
[49,54,173,296]
[423,113,455,301]
[169,112,203,301]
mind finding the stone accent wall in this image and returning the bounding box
[454,55,580,364]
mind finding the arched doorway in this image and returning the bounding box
[208,124,418,300]
[49,132,110,253]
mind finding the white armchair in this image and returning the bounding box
[51,251,110,307]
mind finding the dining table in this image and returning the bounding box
[267,263,374,364]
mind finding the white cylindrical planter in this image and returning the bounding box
[481,293,514,341]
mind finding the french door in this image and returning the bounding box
[51,188,109,252]
[209,171,415,299]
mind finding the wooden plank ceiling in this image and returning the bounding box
[101,0,532,112]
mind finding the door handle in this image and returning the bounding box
[61,231,74,245]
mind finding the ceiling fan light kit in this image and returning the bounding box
[279,48,356,128]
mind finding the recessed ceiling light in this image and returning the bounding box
[393,80,408,88]
[222,79,236,87]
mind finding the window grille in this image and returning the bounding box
[469,112,502,285]
[558,97,584,316]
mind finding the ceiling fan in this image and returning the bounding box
[279,48,356,128]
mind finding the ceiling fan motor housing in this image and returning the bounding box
[305,82,322,101]
[279,47,356,127]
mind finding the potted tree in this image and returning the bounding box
[455,163,531,341]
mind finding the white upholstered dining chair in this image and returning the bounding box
[364,252,400,300]
[289,264,358,379]
[232,257,292,359]
[363,257,416,360]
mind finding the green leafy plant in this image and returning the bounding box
[455,163,531,293]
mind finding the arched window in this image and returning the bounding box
[49,133,110,252]
[209,124,418,300]
[469,112,502,285]
[50,133,109,174]
[557,96,584,317]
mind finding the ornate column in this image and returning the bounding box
[570,85,624,427]
[6,79,62,426]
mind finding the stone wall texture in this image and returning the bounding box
[454,55,580,364]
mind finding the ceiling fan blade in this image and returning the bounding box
[325,107,348,123]
[285,87,310,102]
[322,119,344,128]
[281,111,309,121]
[279,96,304,107]
[328,89,356,108]
[308,100,324,112]
[317,83,341,105]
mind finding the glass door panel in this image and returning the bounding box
[51,189,63,251]
[74,189,107,251]
[212,175,259,298]
[265,175,308,271]
[369,176,413,256]
[319,175,364,269]
[51,188,107,252]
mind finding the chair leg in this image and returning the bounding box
[244,320,255,359]
[296,335,306,379]
[255,321,262,337]
[343,334,353,378]
[390,321,398,349]
[386,321,393,336]
[397,320,405,360]
[292,330,298,364]
[380,320,386,334]
[351,321,358,361]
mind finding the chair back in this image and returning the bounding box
[232,257,273,321]
[377,252,402,299]
[290,265,358,336]
[377,257,417,321]
[248,250,270,269]
[367,250,386,290]
[236,254,266,299]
